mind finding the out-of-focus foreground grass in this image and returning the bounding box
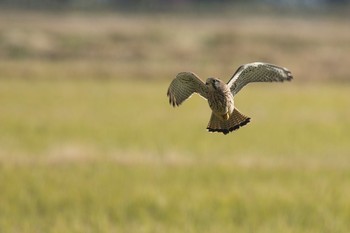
[0,11,350,233]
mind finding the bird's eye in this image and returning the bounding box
[213,80,220,89]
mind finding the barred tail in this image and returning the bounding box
[207,108,250,135]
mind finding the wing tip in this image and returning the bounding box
[284,68,293,81]
[167,88,180,107]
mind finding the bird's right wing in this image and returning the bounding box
[167,72,208,107]
[227,62,293,96]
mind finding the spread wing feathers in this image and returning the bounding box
[167,72,208,107]
[227,62,293,96]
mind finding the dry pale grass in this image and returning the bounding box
[0,11,349,81]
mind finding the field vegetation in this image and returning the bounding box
[0,10,349,233]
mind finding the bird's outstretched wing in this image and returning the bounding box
[167,72,208,107]
[227,62,293,96]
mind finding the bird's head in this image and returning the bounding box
[205,77,221,90]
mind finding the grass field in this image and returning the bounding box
[0,11,350,233]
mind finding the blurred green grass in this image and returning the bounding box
[0,80,349,157]
[1,79,350,233]
[0,11,350,233]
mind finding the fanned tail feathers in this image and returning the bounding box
[207,108,250,135]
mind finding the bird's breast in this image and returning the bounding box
[207,89,234,115]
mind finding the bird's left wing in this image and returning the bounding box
[167,72,208,107]
[227,62,293,96]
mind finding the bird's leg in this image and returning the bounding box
[222,113,230,120]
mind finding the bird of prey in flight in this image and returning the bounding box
[167,62,293,134]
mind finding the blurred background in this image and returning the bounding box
[0,1,349,233]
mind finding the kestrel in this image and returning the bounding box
[167,62,293,134]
